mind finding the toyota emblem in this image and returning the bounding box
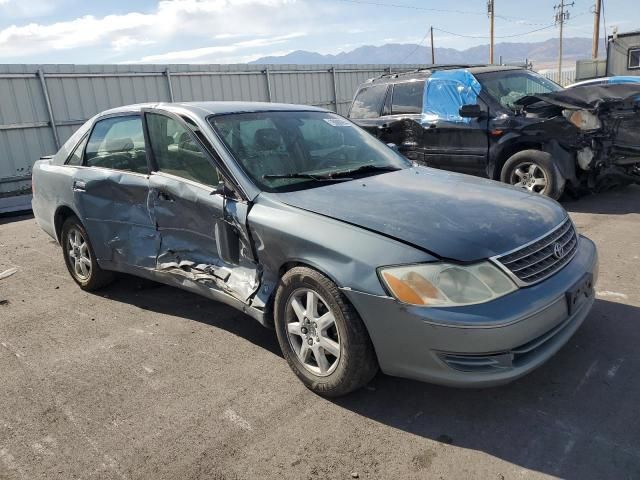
[553,242,564,259]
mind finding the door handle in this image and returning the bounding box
[72,180,86,192]
[158,190,174,202]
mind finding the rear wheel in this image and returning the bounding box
[61,217,114,291]
[501,149,565,200]
[274,267,378,397]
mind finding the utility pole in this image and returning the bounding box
[430,26,435,64]
[592,0,601,58]
[488,0,495,64]
[554,0,574,79]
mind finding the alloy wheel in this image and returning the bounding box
[67,227,92,281]
[510,162,548,194]
[285,288,341,376]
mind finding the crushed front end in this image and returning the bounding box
[517,83,640,192]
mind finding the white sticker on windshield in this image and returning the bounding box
[323,118,353,127]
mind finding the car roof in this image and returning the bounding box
[363,64,524,85]
[100,101,329,118]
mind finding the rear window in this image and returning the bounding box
[391,81,424,115]
[349,85,387,119]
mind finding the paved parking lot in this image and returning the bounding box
[1,186,639,480]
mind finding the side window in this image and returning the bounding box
[391,81,425,115]
[85,116,147,173]
[146,113,220,187]
[423,79,478,123]
[349,85,387,119]
[66,135,88,166]
[629,48,640,69]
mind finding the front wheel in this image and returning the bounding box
[274,267,378,397]
[500,149,565,200]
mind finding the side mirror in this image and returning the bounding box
[459,104,484,118]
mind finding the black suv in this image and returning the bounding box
[348,65,640,198]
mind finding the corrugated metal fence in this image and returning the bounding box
[540,70,576,87]
[0,63,423,194]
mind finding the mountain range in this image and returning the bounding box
[251,37,597,69]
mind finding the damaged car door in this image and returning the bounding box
[144,110,260,303]
[74,113,158,268]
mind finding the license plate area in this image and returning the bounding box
[566,273,594,315]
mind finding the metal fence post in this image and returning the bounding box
[37,68,60,150]
[264,67,272,102]
[165,68,175,102]
[330,66,339,113]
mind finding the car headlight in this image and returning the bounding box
[379,262,518,307]
[563,109,601,131]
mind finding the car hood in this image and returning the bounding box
[269,167,567,262]
[516,83,640,111]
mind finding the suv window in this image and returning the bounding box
[66,135,88,166]
[349,85,387,119]
[85,116,147,173]
[146,113,219,187]
[391,81,424,115]
[629,48,640,69]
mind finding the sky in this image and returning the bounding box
[0,0,637,64]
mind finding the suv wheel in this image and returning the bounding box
[500,149,565,200]
[61,217,114,291]
[274,267,378,397]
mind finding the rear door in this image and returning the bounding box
[73,113,158,268]
[144,109,259,303]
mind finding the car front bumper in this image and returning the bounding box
[342,235,598,387]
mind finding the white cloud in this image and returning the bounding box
[0,0,309,58]
[0,0,57,18]
[111,36,156,52]
[136,32,304,62]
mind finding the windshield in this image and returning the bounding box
[475,70,563,110]
[209,111,410,192]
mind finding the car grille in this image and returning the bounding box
[494,218,578,285]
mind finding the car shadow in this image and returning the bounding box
[329,298,640,479]
[93,276,640,478]
[0,212,34,224]
[95,274,282,357]
[563,184,640,215]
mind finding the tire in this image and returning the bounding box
[500,149,565,200]
[274,267,378,397]
[61,216,115,291]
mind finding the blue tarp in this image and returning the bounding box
[421,69,482,124]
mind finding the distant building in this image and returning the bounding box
[576,29,640,80]
[606,29,640,76]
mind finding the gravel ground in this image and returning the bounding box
[0,186,639,480]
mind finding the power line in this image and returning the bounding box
[333,0,488,16]
[398,27,431,63]
[433,23,556,40]
[333,0,550,25]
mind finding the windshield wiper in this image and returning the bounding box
[327,164,402,178]
[262,172,350,181]
[263,164,401,181]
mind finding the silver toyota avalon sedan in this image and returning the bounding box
[32,102,598,396]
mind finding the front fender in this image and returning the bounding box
[246,194,435,310]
